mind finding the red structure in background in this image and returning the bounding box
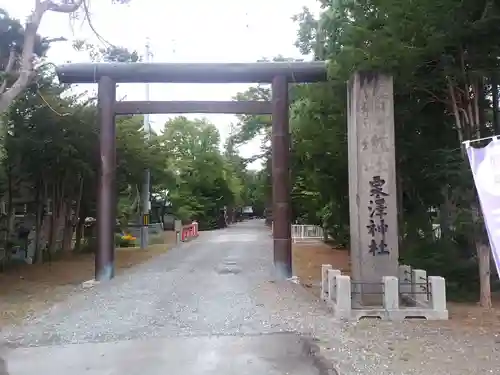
[181,221,199,242]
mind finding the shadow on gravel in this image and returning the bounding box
[300,335,339,375]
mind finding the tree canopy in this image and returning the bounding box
[0,6,262,266]
[227,0,500,305]
[0,1,134,113]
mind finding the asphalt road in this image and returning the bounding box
[2,220,332,375]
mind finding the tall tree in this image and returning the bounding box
[160,116,244,229]
[290,0,500,305]
[0,0,132,113]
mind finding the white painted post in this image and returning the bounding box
[429,276,447,313]
[334,275,352,319]
[321,264,332,300]
[383,276,399,310]
[327,269,342,302]
[411,269,428,306]
[398,264,412,296]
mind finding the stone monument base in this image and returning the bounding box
[320,264,449,321]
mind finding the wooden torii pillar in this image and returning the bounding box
[55,61,328,281]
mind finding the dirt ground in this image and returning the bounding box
[292,241,500,333]
[293,241,351,296]
[3,231,499,332]
[0,231,178,327]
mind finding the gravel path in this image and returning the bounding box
[2,220,500,374]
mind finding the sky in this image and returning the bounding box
[1,0,320,169]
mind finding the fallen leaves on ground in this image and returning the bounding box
[292,240,500,333]
[0,231,177,327]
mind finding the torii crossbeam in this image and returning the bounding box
[56,61,328,281]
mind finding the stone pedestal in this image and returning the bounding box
[347,72,399,305]
[322,266,449,320]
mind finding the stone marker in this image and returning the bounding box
[347,72,399,305]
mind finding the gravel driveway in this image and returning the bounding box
[1,220,499,374]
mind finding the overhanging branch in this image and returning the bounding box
[0,48,17,94]
[46,0,84,13]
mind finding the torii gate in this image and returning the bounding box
[55,62,328,281]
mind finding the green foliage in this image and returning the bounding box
[72,40,139,63]
[159,116,250,229]
[0,1,245,267]
[0,64,170,262]
[0,2,136,114]
[401,238,479,301]
[223,0,500,302]
[287,0,500,301]
[115,233,136,248]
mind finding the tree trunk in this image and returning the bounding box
[475,77,492,307]
[2,169,15,269]
[48,174,69,254]
[38,198,52,262]
[34,180,45,263]
[478,77,487,136]
[448,67,492,308]
[470,186,491,308]
[0,0,84,113]
[477,241,492,308]
[160,198,167,229]
[438,186,453,240]
[74,177,84,223]
[48,185,58,255]
[71,177,84,251]
[74,214,85,252]
[61,200,73,251]
[492,74,499,134]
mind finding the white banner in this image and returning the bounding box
[465,138,500,276]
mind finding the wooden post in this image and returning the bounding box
[96,76,116,281]
[271,75,292,279]
[54,62,329,281]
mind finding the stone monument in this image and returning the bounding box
[320,71,448,320]
[347,72,399,305]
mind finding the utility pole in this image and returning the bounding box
[140,38,152,249]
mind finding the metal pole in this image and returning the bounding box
[140,39,152,249]
[96,76,116,281]
[271,75,292,279]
